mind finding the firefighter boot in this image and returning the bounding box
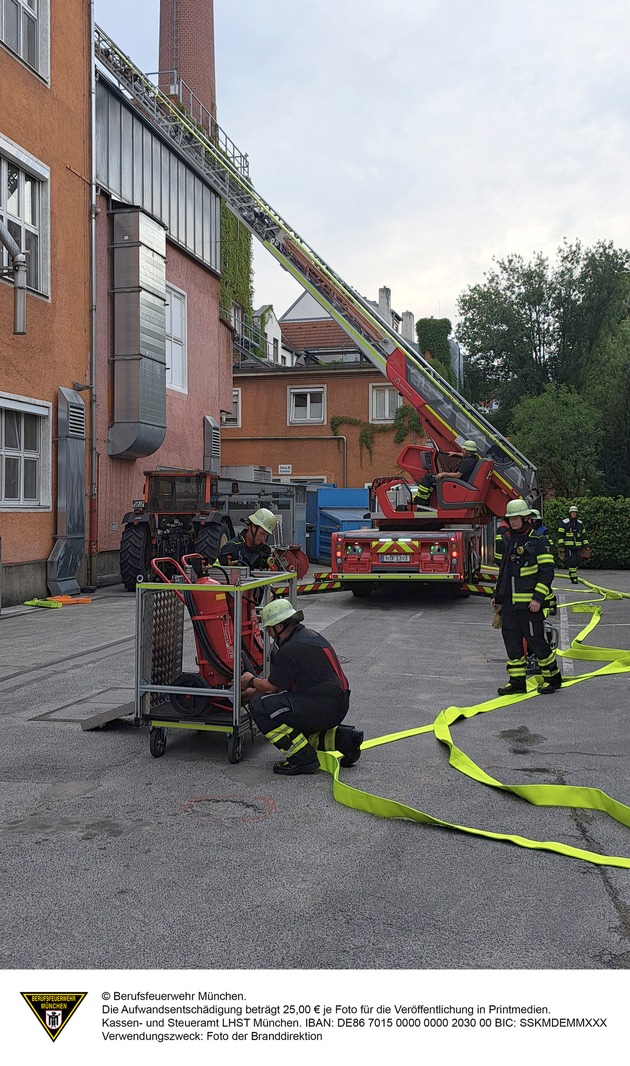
[335,725,364,767]
[497,679,527,697]
[272,737,319,776]
[537,672,563,695]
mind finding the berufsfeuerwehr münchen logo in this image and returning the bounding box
[20,992,87,1042]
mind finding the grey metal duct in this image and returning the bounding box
[203,415,221,473]
[47,387,87,596]
[108,207,167,458]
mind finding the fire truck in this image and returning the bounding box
[96,32,540,597]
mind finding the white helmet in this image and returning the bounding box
[505,498,531,518]
[247,508,277,535]
[260,598,303,628]
[568,504,579,514]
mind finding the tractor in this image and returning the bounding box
[119,470,234,591]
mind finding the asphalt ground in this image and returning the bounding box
[1,569,629,972]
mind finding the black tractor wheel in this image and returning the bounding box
[169,672,211,718]
[194,517,233,569]
[120,523,153,591]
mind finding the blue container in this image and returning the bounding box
[305,487,369,562]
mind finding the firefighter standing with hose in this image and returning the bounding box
[217,508,278,571]
[240,599,363,776]
[491,499,563,696]
[556,504,590,584]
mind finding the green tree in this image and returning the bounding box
[508,385,603,498]
[456,241,630,430]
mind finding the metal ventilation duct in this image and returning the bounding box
[108,207,167,458]
[203,416,221,473]
[46,387,86,596]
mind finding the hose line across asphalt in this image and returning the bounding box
[320,576,630,869]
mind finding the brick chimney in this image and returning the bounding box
[159,0,216,119]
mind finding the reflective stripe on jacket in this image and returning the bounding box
[494,528,555,609]
[556,517,589,550]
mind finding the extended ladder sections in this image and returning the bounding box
[94,26,540,515]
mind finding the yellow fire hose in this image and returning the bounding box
[320,577,630,869]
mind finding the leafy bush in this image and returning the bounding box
[541,497,630,569]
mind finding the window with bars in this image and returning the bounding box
[369,384,402,423]
[1,0,40,70]
[165,284,187,392]
[0,405,41,504]
[221,388,241,427]
[0,152,42,291]
[288,387,325,424]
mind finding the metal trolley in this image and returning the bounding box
[134,568,296,763]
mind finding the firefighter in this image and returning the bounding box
[241,598,363,776]
[491,499,562,696]
[217,508,278,571]
[414,440,481,505]
[556,504,590,584]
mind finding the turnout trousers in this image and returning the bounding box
[501,605,561,684]
[248,684,350,763]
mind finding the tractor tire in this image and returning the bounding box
[194,517,233,569]
[120,523,153,591]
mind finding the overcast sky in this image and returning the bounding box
[93,0,630,328]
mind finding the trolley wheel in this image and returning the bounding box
[149,727,167,758]
[227,735,244,764]
[169,672,211,717]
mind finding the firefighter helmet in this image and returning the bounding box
[247,508,278,535]
[462,440,479,452]
[529,508,542,520]
[568,504,579,513]
[260,598,304,628]
[505,499,531,518]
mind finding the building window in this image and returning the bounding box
[288,387,325,425]
[272,337,279,362]
[165,284,187,392]
[0,0,42,71]
[0,143,49,294]
[221,388,241,428]
[0,393,51,509]
[369,384,402,423]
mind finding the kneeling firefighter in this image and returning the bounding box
[240,599,363,776]
[491,499,562,696]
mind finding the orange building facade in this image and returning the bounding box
[222,367,422,488]
[0,1,92,604]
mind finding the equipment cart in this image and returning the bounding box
[134,563,296,763]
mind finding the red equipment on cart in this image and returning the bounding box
[150,556,265,717]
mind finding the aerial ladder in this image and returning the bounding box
[95,29,539,590]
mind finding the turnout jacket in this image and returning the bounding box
[494,527,555,610]
[217,533,272,571]
[556,517,589,550]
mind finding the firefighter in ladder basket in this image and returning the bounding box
[413,440,481,505]
[491,499,563,696]
[240,599,363,776]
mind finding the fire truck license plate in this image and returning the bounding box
[381,554,404,562]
